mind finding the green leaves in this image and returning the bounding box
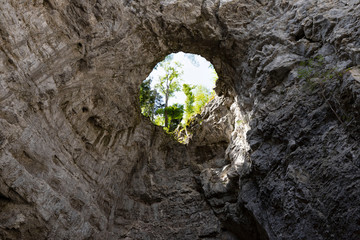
[153,60,184,128]
[165,104,184,132]
[297,55,344,91]
[194,85,212,114]
[139,78,163,121]
[183,84,195,121]
[139,52,218,141]
[141,56,184,130]
[297,55,351,125]
[155,61,183,98]
[155,103,184,131]
[182,83,214,124]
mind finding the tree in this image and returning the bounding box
[157,103,184,131]
[139,77,163,121]
[183,84,195,123]
[154,59,183,128]
[140,54,218,136]
[194,85,211,114]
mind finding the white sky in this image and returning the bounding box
[147,52,217,105]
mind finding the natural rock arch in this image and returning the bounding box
[0,1,360,240]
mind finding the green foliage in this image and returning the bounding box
[153,115,165,126]
[182,84,214,124]
[154,59,183,128]
[139,78,163,121]
[297,55,352,125]
[166,103,184,132]
[139,53,219,143]
[154,62,183,99]
[194,85,212,114]
[139,55,185,133]
[183,84,195,122]
[297,55,344,90]
[236,120,244,126]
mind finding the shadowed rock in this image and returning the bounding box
[0,0,360,239]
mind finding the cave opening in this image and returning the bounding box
[139,52,218,142]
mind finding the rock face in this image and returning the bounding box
[1,0,360,239]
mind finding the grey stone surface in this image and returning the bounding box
[0,0,360,239]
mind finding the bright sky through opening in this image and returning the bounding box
[147,52,217,105]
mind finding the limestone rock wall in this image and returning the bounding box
[0,0,360,239]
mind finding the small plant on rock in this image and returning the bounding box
[297,55,353,125]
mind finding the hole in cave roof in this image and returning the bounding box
[139,52,218,142]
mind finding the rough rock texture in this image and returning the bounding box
[1,0,360,239]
